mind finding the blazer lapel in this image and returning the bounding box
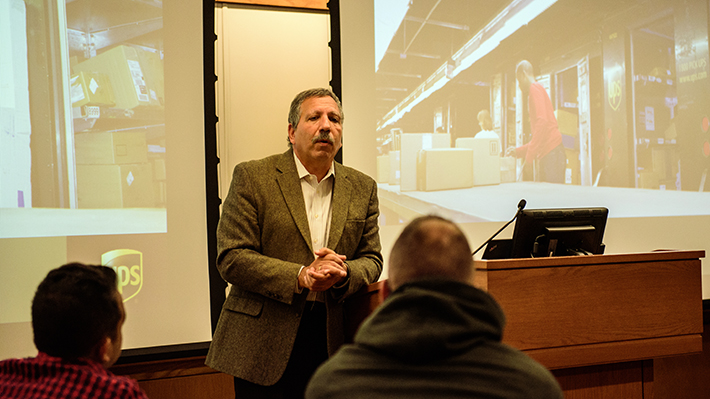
[275,151,313,253]
[327,162,351,250]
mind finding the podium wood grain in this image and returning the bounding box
[473,250,703,370]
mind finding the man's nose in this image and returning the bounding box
[317,115,332,131]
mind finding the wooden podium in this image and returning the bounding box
[344,250,704,399]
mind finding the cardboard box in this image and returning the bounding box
[73,45,162,110]
[135,47,164,105]
[400,133,451,191]
[416,148,473,191]
[70,71,115,108]
[77,163,156,208]
[456,137,501,186]
[376,155,389,183]
[74,130,148,165]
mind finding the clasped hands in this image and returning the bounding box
[298,248,348,292]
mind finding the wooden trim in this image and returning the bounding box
[525,334,703,370]
[217,0,327,10]
[474,250,705,271]
[110,356,218,382]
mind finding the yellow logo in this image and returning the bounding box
[102,249,143,302]
[607,63,623,111]
[608,78,622,111]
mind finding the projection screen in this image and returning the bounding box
[0,0,216,360]
[336,0,710,297]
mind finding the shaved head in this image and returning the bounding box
[516,60,535,92]
[388,216,474,291]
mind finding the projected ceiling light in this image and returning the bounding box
[377,0,559,132]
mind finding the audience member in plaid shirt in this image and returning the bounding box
[0,263,148,399]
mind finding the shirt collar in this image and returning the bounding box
[37,351,105,371]
[293,150,335,181]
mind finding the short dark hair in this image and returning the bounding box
[388,216,474,290]
[32,263,122,360]
[287,88,344,147]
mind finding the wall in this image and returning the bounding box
[214,2,330,201]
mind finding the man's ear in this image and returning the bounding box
[96,336,113,368]
[287,124,296,143]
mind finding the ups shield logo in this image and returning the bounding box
[102,249,143,302]
[607,63,623,111]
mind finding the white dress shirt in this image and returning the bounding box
[294,152,334,301]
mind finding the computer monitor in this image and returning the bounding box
[509,207,609,258]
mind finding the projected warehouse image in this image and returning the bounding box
[0,0,212,361]
[343,0,710,224]
[1,0,166,239]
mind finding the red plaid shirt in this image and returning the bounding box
[0,352,148,399]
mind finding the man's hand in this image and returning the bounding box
[298,248,348,292]
[505,146,516,157]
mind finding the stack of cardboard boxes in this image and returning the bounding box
[72,44,164,208]
[75,130,156,208]
[376,131,508,192]
[72,44,164,111]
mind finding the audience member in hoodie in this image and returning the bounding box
[305,215,564,399]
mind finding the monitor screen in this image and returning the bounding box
[509,207,609,258]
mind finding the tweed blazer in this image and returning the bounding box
[205,150,383,385]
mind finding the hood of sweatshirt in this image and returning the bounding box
[353,279,506,364]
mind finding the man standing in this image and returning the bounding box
[0,263,148,399]
[206,88,383,399]
[306,215,564,399]
[506,60,566,183]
